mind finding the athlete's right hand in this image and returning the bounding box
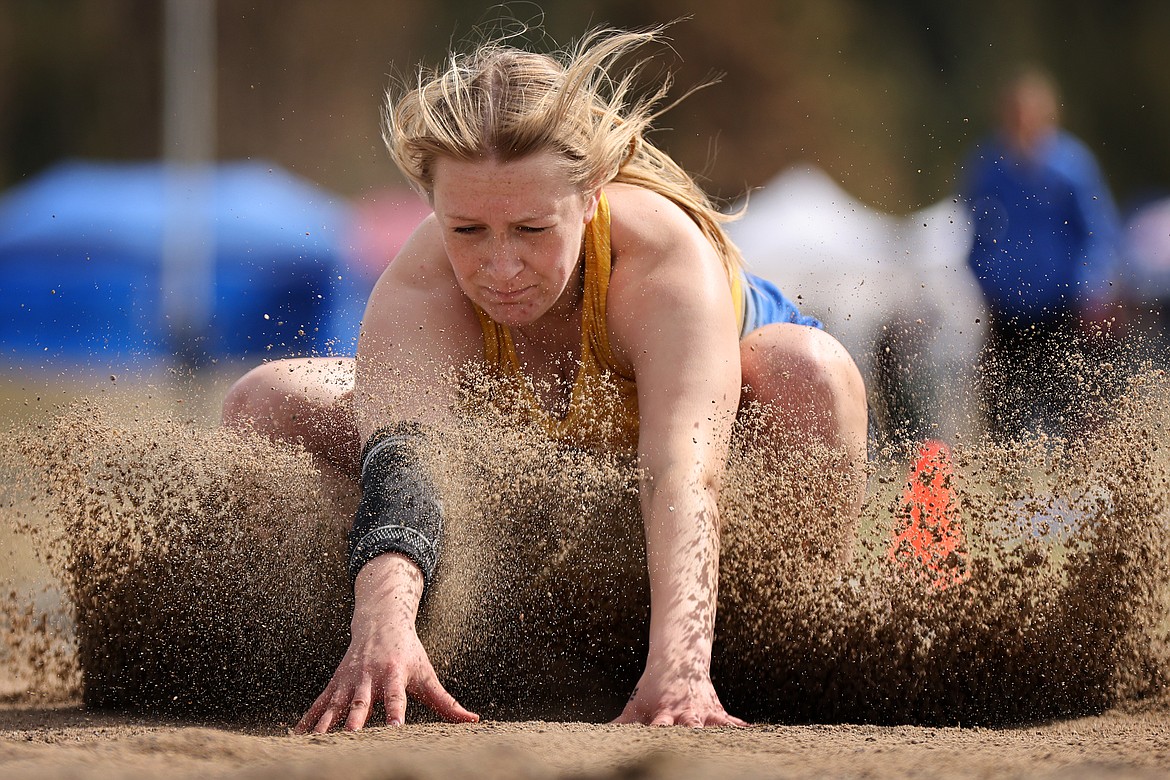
[294,554,479,732]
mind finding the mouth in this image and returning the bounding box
[483,285,533,304]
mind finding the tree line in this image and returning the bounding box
[1,0,1167,212]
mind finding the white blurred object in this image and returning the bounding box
[1123,197,1170,301]
[727,165,987,438]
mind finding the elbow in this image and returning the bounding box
[638,458,725,510]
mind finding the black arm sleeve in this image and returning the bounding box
[347,422,443,588]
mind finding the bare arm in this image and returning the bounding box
[606,188,746,726]
[352,217,481,440]
[297,220,482,732]
[296,554,476,732]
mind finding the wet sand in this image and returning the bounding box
[4,364,1170,777]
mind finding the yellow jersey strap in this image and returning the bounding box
[730,266,746,335]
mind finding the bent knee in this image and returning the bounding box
[222,362,284,428]
[742,325,864,404]
[221,357,354,429]
[221,358,359,476]
[741,325,867,449]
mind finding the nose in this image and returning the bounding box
[481,236,524,281]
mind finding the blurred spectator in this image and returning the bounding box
[872,314,940,451]
[962,68,1123,442]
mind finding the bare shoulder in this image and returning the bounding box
[362,215,480,358]
[604,183,728,298]
[602,184,737,366]
[370,217,467,312]
[355,219,482,434]
[604,183,709,264]
[374,215,457,295]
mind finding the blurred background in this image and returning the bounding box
[1,0,1169,443]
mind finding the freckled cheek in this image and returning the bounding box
[445,250,485,285]
[532,236,575,271]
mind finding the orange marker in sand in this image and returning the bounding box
[889,438,969,589]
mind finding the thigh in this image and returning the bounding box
[739,323,868,458]
[222,357,359,478]
[737,323,869,562]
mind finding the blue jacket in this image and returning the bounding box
[962,130,1121,320]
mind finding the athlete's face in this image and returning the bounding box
[431,151,600,327]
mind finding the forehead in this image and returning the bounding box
[431,152,580,217]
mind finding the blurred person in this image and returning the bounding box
[962,68,1123,442]
[221,27,869,731]
[872,314,940,450]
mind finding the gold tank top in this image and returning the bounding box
[474,193,745,453]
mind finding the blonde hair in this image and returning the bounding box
[383,27,744,275]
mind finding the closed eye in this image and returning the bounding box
[516,225,548,234]
[452,225,482,234]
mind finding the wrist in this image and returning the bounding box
[644,634,714,674]
[353,553,424,624]
[349,423,442,587]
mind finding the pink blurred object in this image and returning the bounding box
[347,188,432,281]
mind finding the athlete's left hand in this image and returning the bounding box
[612,658,747,727]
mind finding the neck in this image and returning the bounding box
[1005,126,1055,159]
[513,259,584,348]
[513,237,587,342]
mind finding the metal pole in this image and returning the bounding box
[162,0,216,369]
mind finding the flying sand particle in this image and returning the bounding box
[2,362,1169,725]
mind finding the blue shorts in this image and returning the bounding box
[740,272,823,337]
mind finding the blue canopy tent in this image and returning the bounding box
[0,160,359,368]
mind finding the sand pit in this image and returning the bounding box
[4,364,1170,777]
[5,706,1170,779]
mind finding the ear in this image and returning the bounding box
[581,187,602,224]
